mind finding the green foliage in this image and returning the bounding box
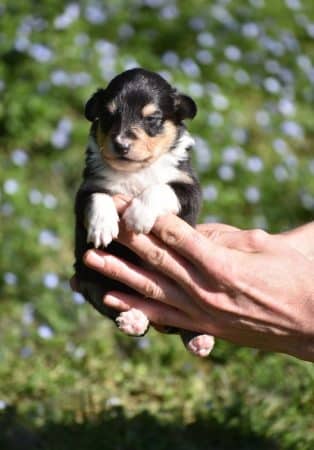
[0,0,313,449]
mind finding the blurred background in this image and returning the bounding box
[0,0,313,449]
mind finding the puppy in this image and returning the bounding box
[74,68,214,357]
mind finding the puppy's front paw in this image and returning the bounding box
[86,194,119,248]
[123,198,157,234]
[87,213,119,248]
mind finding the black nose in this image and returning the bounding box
[113,140,130,156]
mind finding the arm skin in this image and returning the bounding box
[83,196,314,362]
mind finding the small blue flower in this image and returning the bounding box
[3,272,18,286]
[54,3,80,29]
[72,292,85,304]
[246,156,264,173]
[278,98,295,116]
[263,77,281,94]
[222,146,244,164]
[196,50,213,65]
[211,93,229,111]
[29,189,43,205]
[162,51,179,68]
[11,149,29,166]
[197,32,215,47]
[242,22,260,38]
[85,3,107,24]
[207,112,224,127]
[43,273,59,289]
[160,5,179,20]
[39,229,60,248]
[245,186,261,204]
[203,184,218,202]
[29,44,54,63]
[43,194,58,209]
[20,347,33,358]
[38,324,54,340]
[224,46,242,62]
[285,0,302,10]
[274,165,289,181]
[218,164,235,181]
[281,120,304,138]
[0,400,7,410]
[3,179,20,195]
[181,58,200,77]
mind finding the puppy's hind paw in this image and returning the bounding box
[116,308,150,336]
[181,332,215,358]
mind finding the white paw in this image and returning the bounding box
[87,213,119,248]
[116,308,149,336]
[186,334,215,358]
[86,194,119,248]
[123,198,157,234]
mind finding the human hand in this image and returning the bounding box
[84,198,314,361]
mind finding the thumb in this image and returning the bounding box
[197,224,270,253]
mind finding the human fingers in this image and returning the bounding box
[198,225,275,253]
[196,222,239,236]
[152,214,243,283]
[84,249,196,315]
[117,222,216,298]
[103,291,208,333]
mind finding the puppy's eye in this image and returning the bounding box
[144,115,162,127]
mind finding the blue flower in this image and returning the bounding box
[43,273,59,289]
[245,186,261,204]
[29,44,54,63]
[54,3,80,29]
[3,179,19,195]
[11,149,29,166]
[3,272,18,286]
[38,324,54,340]
[218,164,235,181]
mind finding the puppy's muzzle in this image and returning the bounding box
[112,135,131,157]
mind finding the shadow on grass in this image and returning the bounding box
[1,405,278,450]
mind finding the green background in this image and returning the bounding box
[0,0,313,449]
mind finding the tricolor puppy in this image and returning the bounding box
[74,68,214,357]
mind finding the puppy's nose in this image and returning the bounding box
[113,136,131,156]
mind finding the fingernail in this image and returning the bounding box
[84,249,105,268]
[104,294,121,308]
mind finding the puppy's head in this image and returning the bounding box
[85,68,197,171]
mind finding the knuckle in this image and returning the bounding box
[247,229,268,249]
[144,281,161,299]
[160,223,188,247]
[147,247,166,267]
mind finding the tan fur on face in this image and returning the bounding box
[96,121,177,172]
[141,103,158,117]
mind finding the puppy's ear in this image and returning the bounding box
[174,92,197,120]
[84,89,106,122]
